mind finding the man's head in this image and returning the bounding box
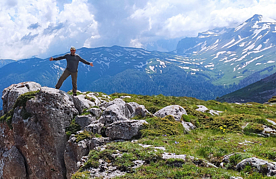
[70,46,76,55]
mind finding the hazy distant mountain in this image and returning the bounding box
[0,46,232,110]
[176,14,276,88]
[0,59,15,69]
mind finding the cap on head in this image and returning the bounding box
[70,46,76,51]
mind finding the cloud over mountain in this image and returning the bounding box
[1,0,276,60]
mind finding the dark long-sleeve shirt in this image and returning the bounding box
[53,53,90,72]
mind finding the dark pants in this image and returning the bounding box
[55,69,78,95]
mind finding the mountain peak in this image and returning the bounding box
[245,14,263,23]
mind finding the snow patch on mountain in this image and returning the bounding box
[237,55,263,70]
[179,66,189,70]
[222,39,235,48]
[213,51,226,59]
[235,22,247,32]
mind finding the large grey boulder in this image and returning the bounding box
[75,115,96,130]
[2,82,41,113]
[236,157,276,176]
[99,98,131,125]
[88,108,102,118]
[126,102,151,118]
[105,120,148,140]
[8,87,78,179]
[85,122,104,134]
[154,105,187,121]
[73,94,96,114]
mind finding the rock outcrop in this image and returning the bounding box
[0,82,201,179]
[0,82,158,179]
[154,105,187,121]
[236,157,276,176]
[2,82,41,113]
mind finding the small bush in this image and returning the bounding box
[75,130,95,142]
[244,123,264,134]
[65,118,81,137]
[141,116,184,137]
[71,171,90,179]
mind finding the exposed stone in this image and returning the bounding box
[120,96,131,99]
[2,81,41,113]
[86,93,101,106]
[73,94,96,114]
[64,136,90,179]
[99,98,131,125]
[88,108,102,118]
[126,102,151,118]
[1,146,27,179]
[182,121,196,133]
[85,122,104,134]
[196,105,208,113]
[236,157,276,176]
[10,87,78,179]
[89,137,110,149]
[196,105,223,116]
[262,125,276,136]
[154,105,187,121]
[105,120,148,140]
[266,119,276,125]
[75,115,96,130]
[64,136,110,178]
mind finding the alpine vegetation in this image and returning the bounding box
[0,82,276,178]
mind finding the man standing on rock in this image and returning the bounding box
[50,46,93,96]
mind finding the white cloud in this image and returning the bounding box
[1,0,276,60]
[0,0,98,60]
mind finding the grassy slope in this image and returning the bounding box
[70,93,276,179]
[218,71,276,103]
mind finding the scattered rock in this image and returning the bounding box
[73,94,96,114]
[154,105,187,121]
[262,125,276,136]
[85,122,105,135]
[236,157,276,176]
[75,115,96,130]
[266,119,276,125]
[105,120,148,140]
[2,81,41,113]
[120,96,131,99]
[196,105,208,112]
[88,108,102,118]
[182,121,196,133]
[99,98,131,125]
[86,93,101,106]
[126,102,151,118]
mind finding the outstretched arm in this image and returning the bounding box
[78,56,93,67]
[50,55,67,61]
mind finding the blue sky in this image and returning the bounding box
[1,0,276,60]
